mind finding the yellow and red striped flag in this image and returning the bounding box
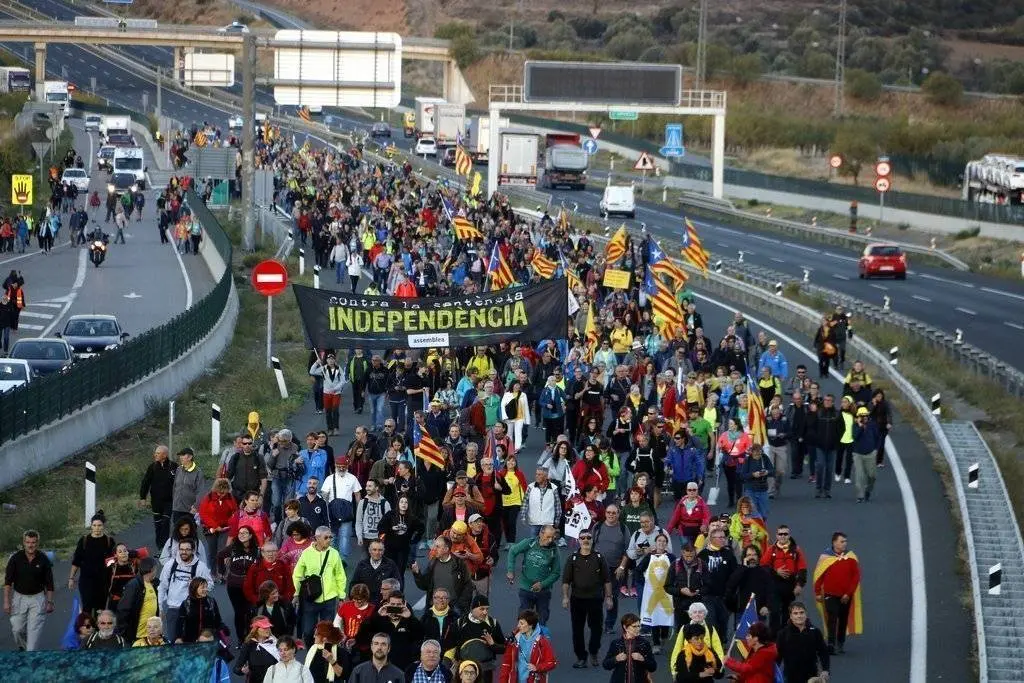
[530,250,558,279]
[605,224,627,264]
[455,144,473,177]
[746,376,768,445]
[452,216,483,241]
[680,217,710,274]
[584,301,600,362]
[414,429,446,469]
[647,268,683,336]
[651,256,689,288]
[487,243,516,290]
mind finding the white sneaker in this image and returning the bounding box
[834,474,841,483]
[844,478,852,484]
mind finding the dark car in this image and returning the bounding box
[110,172,136,197]
[440,147,457,167]
[57,315,129,359]
[8,338,74,376]
[371,122,391,139]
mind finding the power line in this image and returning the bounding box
[834,0,848,117]
[696,0,708,90]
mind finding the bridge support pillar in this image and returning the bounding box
[34,42,46,103]
[711,113,725,199]
[442,60,453,102]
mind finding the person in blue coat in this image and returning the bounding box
[757,340,790,381]
[668,430,706,499]
[293,433,328,497]
[538,375,566,446]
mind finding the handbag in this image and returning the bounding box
[325,477,355,524]
[300,549,330,602]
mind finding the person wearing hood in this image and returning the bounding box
[243,411,269,456]
[724,621,778,682]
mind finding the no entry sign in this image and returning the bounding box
[252,259,289,297]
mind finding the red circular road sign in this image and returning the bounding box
[874,177,891,193]
[829,154,842,169]
[875,160,891,177]
[251,259,289,296]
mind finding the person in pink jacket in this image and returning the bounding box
[717,418,752,509]
[666,483,712,547]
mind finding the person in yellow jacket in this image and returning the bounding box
[292,526,348,649]
[835,395,856,485]
[609,319,633,361]
[465,347,494,377]
[669,601,725,677]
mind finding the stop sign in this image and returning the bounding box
[251,259,289,296]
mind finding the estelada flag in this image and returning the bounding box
[413,424,446,469]
[813,551,864,636]
[605,224,627,264]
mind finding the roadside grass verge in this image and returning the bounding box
[0,216,313,556]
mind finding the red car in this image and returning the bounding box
[858,243,907,279]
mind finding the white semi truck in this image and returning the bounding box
[498,130,540,186]
[43,80,69,117]
[962,153,1024,205]
[466,115,509,163]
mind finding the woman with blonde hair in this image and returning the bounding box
[234,616,279,683]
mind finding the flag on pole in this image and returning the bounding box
[732,595,760,658]
[746,375,768,445]
[605,224,628,264]
[441,197,456,222]
[644,268,683,337]
[680,217,711,274]
[557,208,570,231]
[486,243,515,290]
[455,144,473,178]
[452,216,483,241]
[647,239,688,287]
[530,250,559,279]
[584,301,600,362]
[558,249,582,290]
[413,422,446,468]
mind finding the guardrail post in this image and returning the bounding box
[954,328,963,345]
[714,260,722,274]
[968,463,979,489]
[271,356,288,399]
[313,265,321,290]
[738,250,744,263]
[889,346,899,366]
[84,461,96,527]
[931,393,941,416]
[774,282,783,296]
[802,268,810,283]
[882,295,890,311]
[989,563,1002,595]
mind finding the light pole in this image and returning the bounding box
[834,0,847,117]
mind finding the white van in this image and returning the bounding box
[112,146,146,189]
[600,184,636,219]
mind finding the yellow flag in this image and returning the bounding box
[471,172,482,197]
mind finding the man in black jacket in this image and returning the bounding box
[697,527,738,643]
[116,558,159,641]
[138,445,177,549]
[366,354,391,430]
[355,592,424,671]
[776,601,830,683]
[350,540,403,604]
[412,536,474,616]
[785,392,810,480]
[811,394,845,499]
[228,437,269,504]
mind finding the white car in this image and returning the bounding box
[84,114,101,132]
[0,359,31,393]
[415,136,437,157]
[219,21,250,33]
[61,167,90,193]
[600,184,636,219]
[228,115,244,130]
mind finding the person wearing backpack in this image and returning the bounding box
[593,503,630,634]
[505,526,561,625]
[157,538,213,644]
[292,526,348,649]
[320,455,362,557]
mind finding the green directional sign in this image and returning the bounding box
[209,180,229,207]
[609,110,639,121]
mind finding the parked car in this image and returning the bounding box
[8,338,74,376]
[370,122,391,139]
[61,167,90,193]
[57,315,129,359]
[0,358,31,392]
[415,136,437,157]
[228,115,244,130]
[219,21,249,33]
[858,243,907,279]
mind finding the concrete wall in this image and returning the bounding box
[0,283,239,492]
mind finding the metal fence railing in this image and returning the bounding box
[0,190,233,446]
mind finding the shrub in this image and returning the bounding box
[922,71,964,106]
[954,226,981,240]
[730,54,763,86]
[434,22,474,40]
[450,34,481,69]
[846,68,883,101]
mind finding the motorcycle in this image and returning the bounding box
[88,228,109,267]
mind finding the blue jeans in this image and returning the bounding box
[815,449,836,493]
[301,597,337,647]
[163,606,181,644]
[335,521,354,560]
[518,588,552,625]
[335,261,344,284]
[369,393,386,429]
[271,477,292,522]
[745,488,770,518]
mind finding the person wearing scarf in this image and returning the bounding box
[672,622,721,682]
[305,621,348,683]
[602,612,657,683]
[669,601,725,678]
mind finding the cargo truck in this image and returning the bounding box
[962,153,1024,205]
[433,102,466,148]
[0,67,31,94]
[414,96,446,138]
[498,130,540,186]
[100,115,130,140]
[43,80,69,117]
[466,115,509,164]
[541,132,588,190]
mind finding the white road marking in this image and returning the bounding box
[33,302,65,308]
[0,242,71,266]
[831,274,851,281]
[870,284,888,291]
[18,324,44,331]
[981,286,1024,302]
[911,295,932,302]
[1004,322,1024,330]
[692,293,927,683]
[955,307,977,316]
[41,248,87,337]
[784,242,819,253]
[19,311,53,320]
[917,272,975,288]
[716,242,730,248]
[168,232,194,310]
[770,257,785,263]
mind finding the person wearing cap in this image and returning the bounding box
[451,594,508,674]
[443,470,486,511]
[116,555,159,642]
[757,339,789,381]
[561,526,613,668]
[320,455,362,557]
[850,406,882,502]
[235,616,280,683]
[466,513,497,596]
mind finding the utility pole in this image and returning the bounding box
[241,34,256,251]
[834,0,848,117]
[155,66,161,119]
[695,0,708,90]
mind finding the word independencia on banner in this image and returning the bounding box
[292,278,569,349]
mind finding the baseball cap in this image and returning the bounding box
[335,456,350,467]
[856,407,870,417]
[453,486,467,496]
[468,513,483,523]
[455,470,468,479]
[251,616,273,629]
[451,521,469,534]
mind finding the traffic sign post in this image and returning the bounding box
[252,259,289,368]
[582,138,598,155]
[874,157,892,226]
[828,154,842,181]
[588,126,601,140]
[660,123,685,158]
[634,152,657,197]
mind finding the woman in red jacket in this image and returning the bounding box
[724,621,778,683]
[198,478,238,569]
[716,418,752,509]
[572,444,610,496]
[499,609,558,683]
[666,483,711,547]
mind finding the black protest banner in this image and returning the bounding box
[292,278,569,349]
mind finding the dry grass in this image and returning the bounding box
[126,0,273,27]
[944,39,1024,64]
[267,0,407,31]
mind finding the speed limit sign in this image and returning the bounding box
[829,155,842,169]
[875,160,891,177]
[874,177,891,193]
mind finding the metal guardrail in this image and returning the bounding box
[0,190,233,446]
[680,196,972,271]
